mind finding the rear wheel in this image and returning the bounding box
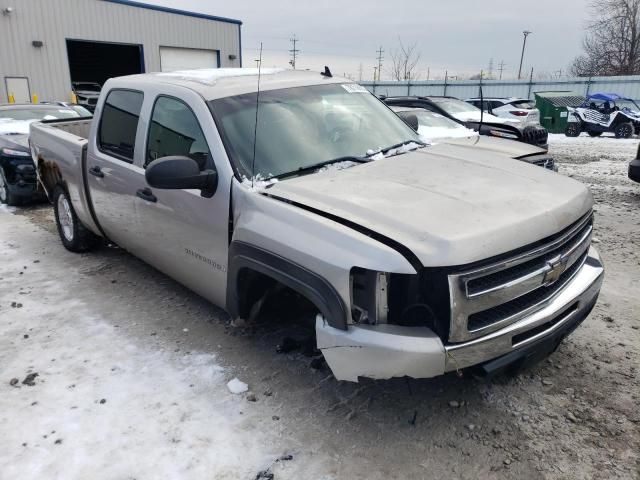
[53,186,100,252]
[587,130,603,137]
[0,168,21,206]
[565,123,581,137]
[614,122,634,139]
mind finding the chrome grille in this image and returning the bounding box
[447,212,593,343]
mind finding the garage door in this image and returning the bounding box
[159,47,219,72]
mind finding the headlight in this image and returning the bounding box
[2,147,30,157]
[489,130,519,140]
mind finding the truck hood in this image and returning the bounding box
[266,146,592,268]
[439,135,544,159]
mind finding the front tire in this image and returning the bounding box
[565,123,581,137]
[614,122,634,139]
[53,186,100,252]
[0,168,21,206]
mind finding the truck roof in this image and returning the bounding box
[110,68,347,100]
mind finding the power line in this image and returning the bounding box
[289,34,300,69]
[376,46,384,82]
[498,60,506,80]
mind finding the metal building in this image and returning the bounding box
[0,0,242,104]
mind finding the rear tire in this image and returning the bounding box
[587,131,603,137]
[53,186,100,252]
[565,123,581,137]
[614,122,634,139]
[0,168,21,206]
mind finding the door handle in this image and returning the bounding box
[88,165,104,178]
[136,187,157,203]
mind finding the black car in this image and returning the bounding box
[630,144,640,183]
[0,103,92,205]
[382,95,549,151]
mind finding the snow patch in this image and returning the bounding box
[241,174,279,191]
[156,68,285,85]
[227,378,249,394]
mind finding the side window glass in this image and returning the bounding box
[98,90,143,163]
[145,96,212,171]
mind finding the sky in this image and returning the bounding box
[143,0,590,80]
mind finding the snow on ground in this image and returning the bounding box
[0,204,16,214]
[0,215,282,480]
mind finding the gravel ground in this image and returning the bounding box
[0,133,639,480]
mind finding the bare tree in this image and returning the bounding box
[571,0,640,76]
[388,39,421,81]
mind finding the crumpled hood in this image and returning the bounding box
[0,132,30,151]
[438,135,544,159]
[452,110,519,126]
[266,147,592,267]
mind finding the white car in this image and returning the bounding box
[466,97,541,124]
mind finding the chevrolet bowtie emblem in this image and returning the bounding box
[543,258,566,286]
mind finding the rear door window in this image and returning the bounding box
[145,96,212,171]
[98,90,144,163]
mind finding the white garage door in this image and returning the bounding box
[159,47,218,72]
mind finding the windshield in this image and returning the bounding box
[209,84,421,179]
[616,99,640,111]
[511,100,536,109]
[0,107,82,121]
[411,110,465,130]
[431,97,480,114]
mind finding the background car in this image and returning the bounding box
[0,103,91,205]
[383,95,549,150]
[71,82,102,112]
[391,106,555,170]
[465,97,541,124]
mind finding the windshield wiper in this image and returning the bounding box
[379,139,426,155]
[271,155,371,180]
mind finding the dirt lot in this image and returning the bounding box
[1,133,638,480]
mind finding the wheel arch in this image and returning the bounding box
[226,241,348,330]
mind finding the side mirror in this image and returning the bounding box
[145,155,218,198]
[402,114,419,132]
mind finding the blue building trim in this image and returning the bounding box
[103,0,242,25]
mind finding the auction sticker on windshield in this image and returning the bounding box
[341,84,369,93]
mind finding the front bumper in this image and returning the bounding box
[317,247,603,382]
[629,158,640,183]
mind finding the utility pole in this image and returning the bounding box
[518,30,532,80]
[358,63,363,82]
[426,67,430,80]
[254,59,260,68]
[488,58,494,79]
[555,68,563,79]
[373,66,378,82]
[376,46,384,82]
[289,34,300,69]
[498,60,506,80]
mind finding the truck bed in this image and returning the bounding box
[30,118,100,236]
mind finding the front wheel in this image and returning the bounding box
[565,123,581,137]
[53,186,100,252]
[0,168,21,206]
[614,122,634,139]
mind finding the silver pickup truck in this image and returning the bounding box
[30,69,604,382]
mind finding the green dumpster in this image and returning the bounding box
[534,91,585,134]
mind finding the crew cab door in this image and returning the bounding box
[86,89,145,250]
[133,89,231,306]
